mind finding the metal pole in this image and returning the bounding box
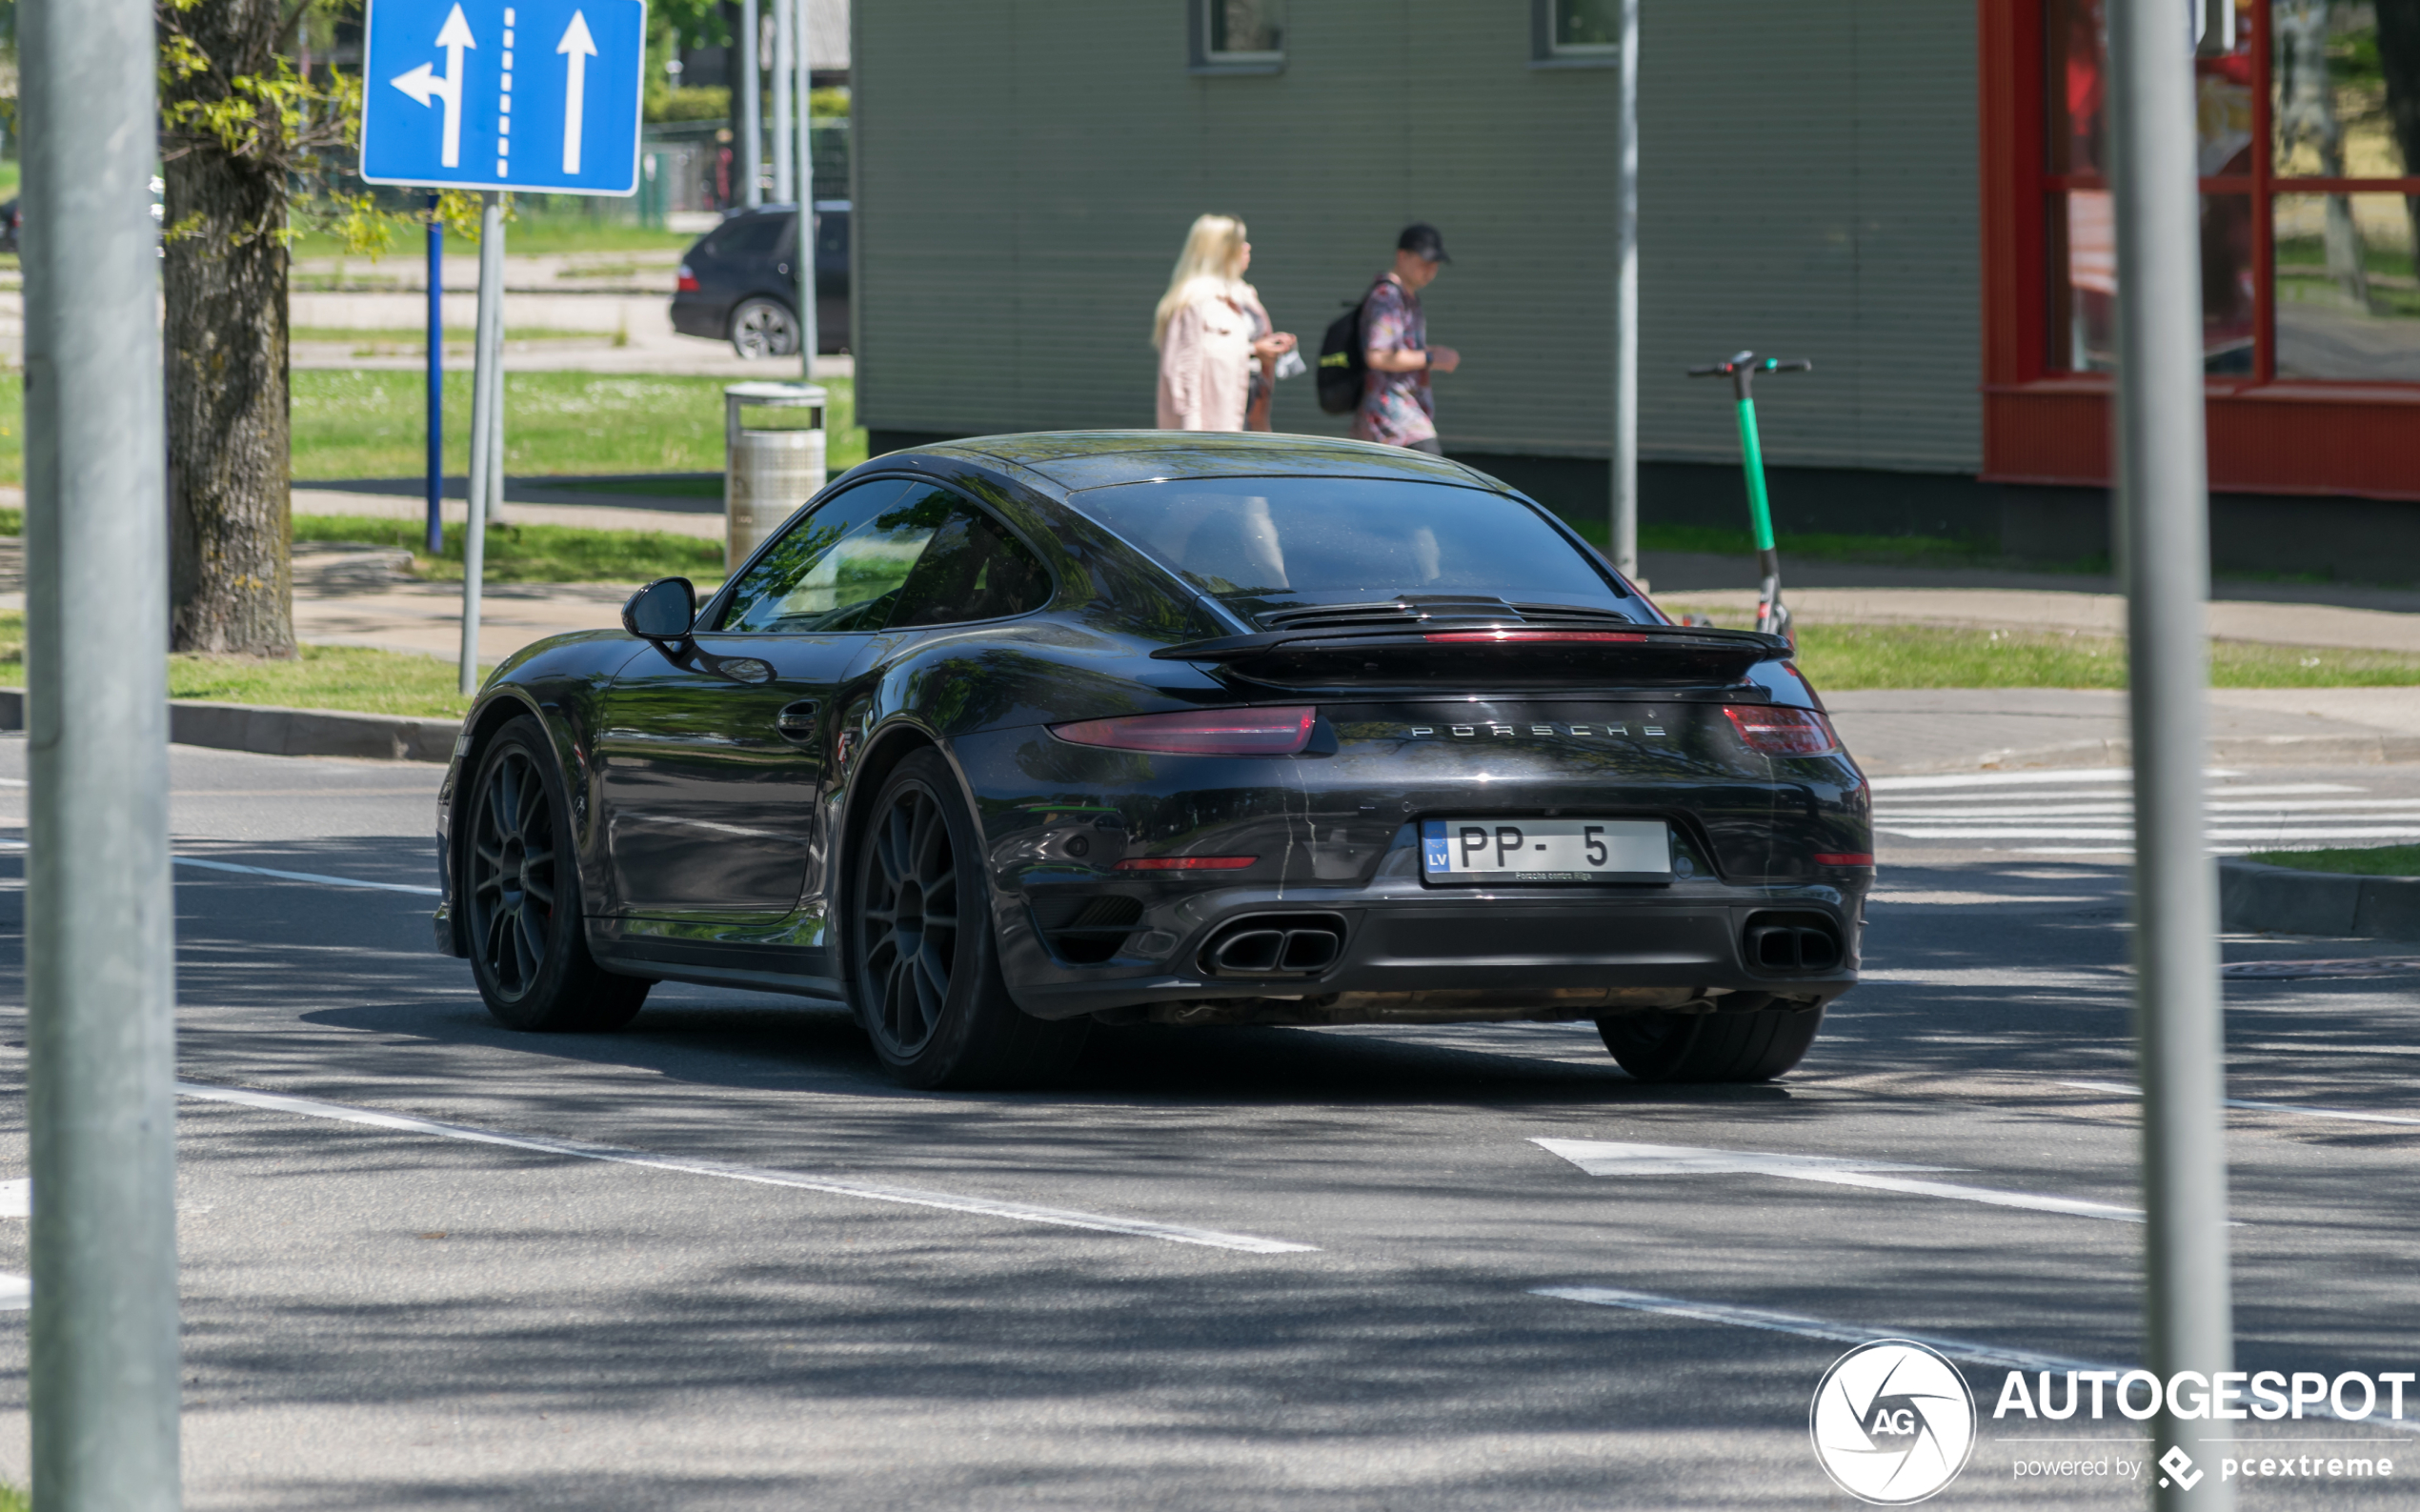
[796,0,817,377]
[461,194,504,697]
[426,194,444,556]
[2108,1,2234,1505]
[20,0,183,1502]
[739,0,762,207]
[1609,0,1640,582]
[770,0,795,204]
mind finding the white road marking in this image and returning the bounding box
[171,857,442,896]
[1533,1138,2144,1222]
[1878,799,2420,820]
[2060,1080,2420,1128]
[0,840,440,897]
[1870,768,2143,791]
[0,1274,26,1312]
[1879,783,2360,804]
[1532,1286,2102,1372]
[178,1081,1317,1255]
[1880,826,2420,841]
[0,1179,25,1218]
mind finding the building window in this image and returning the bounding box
[2045,0,2420,382]
[1532,0,1623,65]
[1197,0,1283,67]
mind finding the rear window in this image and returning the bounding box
[703,214,787,259]
[1064,476,1625,611]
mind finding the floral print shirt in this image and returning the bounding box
[1351,274,1436,447]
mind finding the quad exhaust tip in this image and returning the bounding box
[1203,917,1344,977]
[1744,915,1844,973]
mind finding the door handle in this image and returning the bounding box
[776,699,818,743]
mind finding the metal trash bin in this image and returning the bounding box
[723,381,828,566]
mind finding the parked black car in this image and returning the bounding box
[432,433,1870,1089]
[670,200,848,358]
[0,200,20,255]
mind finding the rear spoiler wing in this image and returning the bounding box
[1152,623,1790,689]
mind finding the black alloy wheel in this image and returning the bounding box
[464,719,651,1032]
[1596,1005,1825,1083]
[851,749,1088,1088]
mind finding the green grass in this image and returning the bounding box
[291,370,864,482]
[295,513,726,585]
[2242,844,2420,877]
[0,372,864,488]
[290,326,620,345]
[291,212,693,261]
[1779,624,2420,690]
[0,612,473,720]
[0,1477,24,1512]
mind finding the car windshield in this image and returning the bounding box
[1065,476,1630,619]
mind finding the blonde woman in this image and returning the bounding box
[1153,214,1297,432]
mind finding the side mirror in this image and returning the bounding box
[622,577,697,643]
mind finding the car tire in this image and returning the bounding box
[729,297,799,359]
[463,719,652,1033]
[849,749,1089,1089]
[1596,1006,1825,1083]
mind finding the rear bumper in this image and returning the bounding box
[669,295,729,340]
[998,860,1862,1022]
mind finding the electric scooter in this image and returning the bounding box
[1687,351,1811,644]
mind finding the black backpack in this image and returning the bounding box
[1316,281,1383,414]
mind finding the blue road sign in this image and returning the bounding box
[360,0,646,196]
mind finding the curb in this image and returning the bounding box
[1864,732,2420,777]
[2218,857,2420,940]
[0,689,459,764]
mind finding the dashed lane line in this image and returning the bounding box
[2060,1080,2420,1128]
[1532,1285,2100,1372]
[175,1080,1319,1256]
[0,840,438,897]
[1533,1138,2145,1222]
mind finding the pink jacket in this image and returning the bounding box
[1157,289,1254,431]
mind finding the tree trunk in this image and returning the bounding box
[162,0,295,656]
[2378,2,2420,267]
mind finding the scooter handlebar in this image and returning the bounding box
[1687,354,1814,376]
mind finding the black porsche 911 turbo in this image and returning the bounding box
[432,432,1871,1088]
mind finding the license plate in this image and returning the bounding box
[1421,817,1671,883]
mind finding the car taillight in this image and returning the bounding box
[676,265,700,292]
[1114,856,1258,871]
[1422,630,1649,644]
[1051,706,1316,756]
[1724,705,1839,756]
[1814,853,1874,867]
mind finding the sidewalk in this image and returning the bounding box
[1827,687,2420,776]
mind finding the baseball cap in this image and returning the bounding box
[1397,223,1451,263]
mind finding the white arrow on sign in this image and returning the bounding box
[1531,1137,2145,1222]
[556,10,597,175]
[391,3,475,169]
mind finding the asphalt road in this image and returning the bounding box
[0,737,2416,1508]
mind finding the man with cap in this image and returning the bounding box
[1355,223,1461,453]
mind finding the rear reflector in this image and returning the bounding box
[1114,856,1258,872]
[1052,706,1316,756]
[1814,853,1875,867]
[1724,705,1840,756]
[676,266,700,292]
[1422,630,1650,644]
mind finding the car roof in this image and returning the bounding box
[908,430,1509,494]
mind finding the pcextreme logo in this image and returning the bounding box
[1809,1341,1979,1504]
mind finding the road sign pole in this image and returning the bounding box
[20,0,184,1504]
[795,0,817,377]
[427,194,445,555]
[771,0,795,203]
[2107,1,2235,1505]
[1609,0,1641,583]
[461,193,504,697]
[740,0,762,207]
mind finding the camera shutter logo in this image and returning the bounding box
[1809,1340,1978,1504]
